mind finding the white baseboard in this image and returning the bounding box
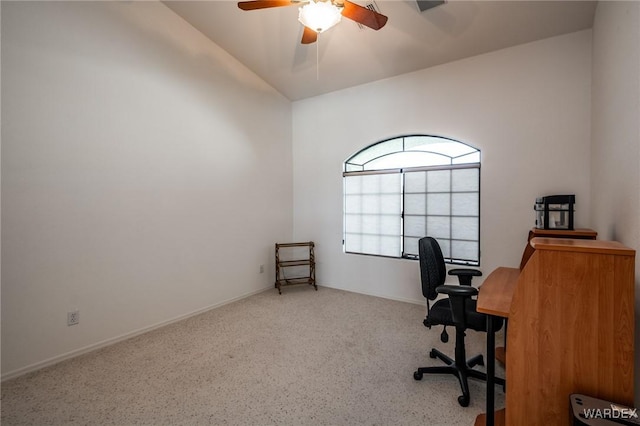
[1,286,272,382]
[318,283,425,306]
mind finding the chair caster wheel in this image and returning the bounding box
[458,395,470,407]
[413,371,423,381]
[429,349,437,359]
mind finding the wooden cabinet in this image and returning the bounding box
[274,242,316,294]
[505,238,635,425]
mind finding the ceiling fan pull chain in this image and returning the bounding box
[316,33,320,81]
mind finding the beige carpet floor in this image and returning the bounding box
[1,286,505,425]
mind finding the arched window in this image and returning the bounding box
[343,135,480,265]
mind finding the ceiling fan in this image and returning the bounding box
[237,0,388,44]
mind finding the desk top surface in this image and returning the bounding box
[529,228,597,238]
[476,267,519,317]
[530,237,635,255]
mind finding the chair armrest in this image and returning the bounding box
[436,284,478,298]
[436,284,478,325]
[449,268,482,277]
[448,268,482,286]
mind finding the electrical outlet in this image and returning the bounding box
[67,310,79,326]
[260,264,264,274]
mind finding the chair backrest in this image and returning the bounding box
[419,237,447,301]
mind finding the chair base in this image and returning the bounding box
[413,348,505,407]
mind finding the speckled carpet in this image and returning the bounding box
[1,286,504,425]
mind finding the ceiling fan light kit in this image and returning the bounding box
[298,1,343,33]
[237,0,388,44]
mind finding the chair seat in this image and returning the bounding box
[427,298,502,332]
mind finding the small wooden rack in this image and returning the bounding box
[274,242,316,294]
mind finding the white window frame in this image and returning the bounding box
[343,135,481,266]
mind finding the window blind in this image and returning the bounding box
[344,173,402,257]
[403,167,479,264]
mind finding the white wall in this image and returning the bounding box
[590,1,640,407]
[1,2,293,378]
[292,30,592,303]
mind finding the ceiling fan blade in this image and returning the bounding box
[301,26,318,44]
[237,1,298,11]
[340,0,388,30]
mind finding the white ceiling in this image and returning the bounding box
[164,0,597,101]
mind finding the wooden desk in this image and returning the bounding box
[475,267,519,426]
[475,238,635,426]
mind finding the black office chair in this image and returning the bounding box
[412,236,503,407]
